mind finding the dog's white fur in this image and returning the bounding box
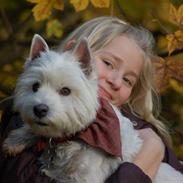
[3,35,183,183]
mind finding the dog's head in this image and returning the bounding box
[14,34,99,138]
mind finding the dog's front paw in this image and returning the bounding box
[3,143,26,156]
[2,125,33,156]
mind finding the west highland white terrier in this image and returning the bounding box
[3,34,183,183]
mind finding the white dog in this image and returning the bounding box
[3,34,183,183]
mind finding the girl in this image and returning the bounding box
[0,16,182,183]
[60,16,183,181]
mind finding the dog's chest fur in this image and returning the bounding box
[38,140,120,183]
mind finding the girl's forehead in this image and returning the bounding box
[103,35,140,50]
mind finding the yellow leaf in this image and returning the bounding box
[169,3,178,24]
[70,0,89,11]
[153,57,183,92]
[32,0,54,21]
[166,33,177,55]
[46,19,63,38]
[166,30,183,55]
[170,79,183,94]
[27,0,41,3]
[174,30,183,49]
[168,59,183,84]
[90,0,110,8]
[53,0,64,11]
[178,4,183,27]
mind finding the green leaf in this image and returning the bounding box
[46,19,63,38]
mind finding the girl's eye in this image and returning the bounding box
[32,82,40,92]
[59,87,71,96]
[123,77,132,87]
[103,60,113,69]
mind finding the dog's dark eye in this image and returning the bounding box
[32,82,40,92]
[59,87,71,96]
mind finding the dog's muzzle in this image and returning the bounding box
[33,104,49,118]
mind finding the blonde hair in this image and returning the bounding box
[60,16,171,146]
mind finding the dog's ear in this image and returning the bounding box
[73,38,92,76]
[63,39,76,52]
[29,34,49,61]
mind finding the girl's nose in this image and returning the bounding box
[106,71,121,90]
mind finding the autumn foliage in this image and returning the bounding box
[0,0,182,159]
[27,0,183,93]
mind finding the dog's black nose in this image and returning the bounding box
[33,104,49,118]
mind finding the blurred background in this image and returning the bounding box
[0,0,183,159]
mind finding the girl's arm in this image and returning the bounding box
[105,162,152,183]
[133,128,165,181]
[105,128,164,183]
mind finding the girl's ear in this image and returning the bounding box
[73,37,92,76]
[29,34,49,61]
[63,39,76,52]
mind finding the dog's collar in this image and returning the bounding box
[36,136,71,152]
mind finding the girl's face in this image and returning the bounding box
[94,35,144,107]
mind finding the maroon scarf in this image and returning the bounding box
[76,98,122,157]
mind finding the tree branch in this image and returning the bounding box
[115,0,129,21]
[158,49,183,57]
[0,8,13,34]
[172,75,183,83]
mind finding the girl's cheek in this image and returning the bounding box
[96,63,106,77]
[119,88,132,105]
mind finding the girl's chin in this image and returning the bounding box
[98,87,122,107]
[99,96,118,106]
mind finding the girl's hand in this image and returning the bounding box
[133,128,165,181]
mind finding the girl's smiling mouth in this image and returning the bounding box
[98,86,112,101]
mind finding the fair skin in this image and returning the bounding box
[93,35,165,181]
